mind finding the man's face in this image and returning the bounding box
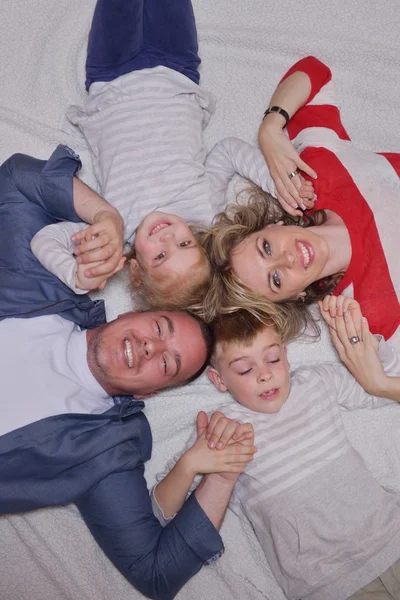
[86,310,207,397]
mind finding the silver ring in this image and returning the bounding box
[288,169,299,180]
[349,336,360,345]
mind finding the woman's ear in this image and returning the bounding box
[207,367,228,392]
[129,259,142,287]
[295,291,306,302]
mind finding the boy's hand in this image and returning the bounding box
[319,295,363,333]
[183,434,256,478]
[205,411,254,450]
[72,209,124,279]
[329,312,385,395]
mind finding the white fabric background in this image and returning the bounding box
[0,1,399,599]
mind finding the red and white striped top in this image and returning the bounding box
[283,57,400,342]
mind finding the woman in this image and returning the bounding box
[204,57,399,347]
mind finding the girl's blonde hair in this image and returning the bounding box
[198,186,342,339]
[126,225,212,310]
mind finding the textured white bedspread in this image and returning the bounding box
[0,1,399,599]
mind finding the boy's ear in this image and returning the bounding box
[129,259,142,287]
[207,367,228,392]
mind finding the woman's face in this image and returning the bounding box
[231,223,330,302]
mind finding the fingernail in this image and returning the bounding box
[300,203,307,210]
[209,441,215,449]
[362,317,367,322]
[216,442,223,450]
[313,195,318,201]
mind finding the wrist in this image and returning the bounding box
[178,451,198,480]
[92,206,121,224]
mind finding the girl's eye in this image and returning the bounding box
[262,240,272,256]
[155,251,166,261]
[179,240,191,247]
[272,271,281,289]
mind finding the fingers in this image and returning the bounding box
[296,156,318,180]
[84,256,126,278]
[206,413,253,450]
[231,423,254,443]
[196,411,209,438]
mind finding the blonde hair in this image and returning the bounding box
[210,310,283,368]
[199,186,341,338]
[127,225,212,310]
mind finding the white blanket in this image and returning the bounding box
[1,1,399,600]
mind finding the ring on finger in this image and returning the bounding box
[288,168,300,180]
[349,335,361,345]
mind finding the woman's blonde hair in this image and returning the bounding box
[126,225,212,310]
[197,186,342,339]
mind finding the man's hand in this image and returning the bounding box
[72,209,125,279]
[203,410,254,450]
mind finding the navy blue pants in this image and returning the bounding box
[85,0,201,90]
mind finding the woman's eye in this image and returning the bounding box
[179,240,191,247]
[272,271,281,289]
[155,251,166,261]
[262,240,272,256]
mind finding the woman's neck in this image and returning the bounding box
[310,210,352,277]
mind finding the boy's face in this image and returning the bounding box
[208,327,291,414]
[131,211,202,282]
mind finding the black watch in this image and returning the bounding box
[262,106,290,128]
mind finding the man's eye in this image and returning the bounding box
[262,240,272,256]
[179,240,191,247]
[155,251,166,261]
[272,271,281,289]
[163,356,168,375]
[156,321,161,338]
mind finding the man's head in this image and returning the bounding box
[86,309,213,398]
[208,311,291,414]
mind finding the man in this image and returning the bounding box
[0,145,237,600]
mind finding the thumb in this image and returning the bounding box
[196,411,208,439]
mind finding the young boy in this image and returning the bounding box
[152,297,400,600]
[30,0,314,309]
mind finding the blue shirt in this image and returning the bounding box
[0,146,223,600]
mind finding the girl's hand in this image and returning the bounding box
[75,256,126,291]
[183,433,256,478]
[72,209,124,279]
[205,411,254,450]
[258,122,317,216]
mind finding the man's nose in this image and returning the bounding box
[142,337,164,360]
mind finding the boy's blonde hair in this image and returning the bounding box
[210,310,282,368]
[199,186,342,337]
[127,225,212,310]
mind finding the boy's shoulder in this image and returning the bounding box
[290,362,344,385]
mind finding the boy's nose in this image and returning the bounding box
[257,369,273,384]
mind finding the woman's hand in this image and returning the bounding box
[205,411,254,450]
[319,295,363,334]
[72,209,125,279]
[258,119,317,216]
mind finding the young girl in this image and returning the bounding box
[152,297,400,600]
[31,0,314,309]
[202,57,400,345]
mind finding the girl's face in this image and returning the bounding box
[231,223,330,302]
[133,211,202,279]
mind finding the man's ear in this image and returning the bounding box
[208,367,228,392]
[129,259,142,287]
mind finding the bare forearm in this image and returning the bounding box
[72,178,120,224]
[154,456,195,519]
[259,71,311,136]
[195,474,236,531]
